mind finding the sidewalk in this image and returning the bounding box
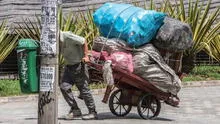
[0,80,220,103]
[0,88,106,103]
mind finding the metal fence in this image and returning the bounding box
[195,51,220,65]
[0,50,18,79]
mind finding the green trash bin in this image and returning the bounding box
[17,39,39,93]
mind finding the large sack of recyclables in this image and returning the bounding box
[92,37,181,96]
[93,2,166,47]
[132,44,181,95]
[91,2,193,96]
[92,37,134,73]
[153,17,193,51]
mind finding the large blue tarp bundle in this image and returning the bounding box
[93,3,166,47]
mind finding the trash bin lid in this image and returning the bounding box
[17,39,39,50]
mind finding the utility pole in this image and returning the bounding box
[38,0,61,124]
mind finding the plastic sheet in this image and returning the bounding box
[93,3,166,47]
[91,50,133,73]
[110,52,133,73]
[133,44,181,95]
[153,17,193,51]
[92,36,131,54]
[103,60,114,85]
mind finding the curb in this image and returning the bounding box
[0,88,106,104]
[182,80,220,87]
[1,80,220,103]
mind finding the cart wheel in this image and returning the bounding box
[137,94,161,119]
[109,89,132,117]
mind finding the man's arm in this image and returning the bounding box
[82,40,90,63]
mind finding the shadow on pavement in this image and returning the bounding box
[25,118,37,120]
[97,112,174,121]
[24,113,174,122]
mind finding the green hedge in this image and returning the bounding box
[183,65,220,82]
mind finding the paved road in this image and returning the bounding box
[1,86,220,124]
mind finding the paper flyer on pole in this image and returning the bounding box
[40,66,55,91]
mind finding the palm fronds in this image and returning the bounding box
[0,21,19,63]
[204,34,220,62]
[150,0,220,57]
[15,17,40,41]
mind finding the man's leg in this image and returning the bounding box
[75,63,97,119]
[59,66,82,119]
[76,79,96,113]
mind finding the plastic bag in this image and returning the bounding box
[110,52,133,73]
[103,60,114,85]
[91,50,133,73]
[153,17,193,51]
[92,36,130,54]
[93,3,166,47]
[133,44,181,95]
[90,50,109,61]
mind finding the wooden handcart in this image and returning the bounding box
[88,53,183,120]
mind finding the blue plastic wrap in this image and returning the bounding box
[93,3,166,47]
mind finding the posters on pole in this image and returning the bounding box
[40,66,55,91]
[40,0,57,55]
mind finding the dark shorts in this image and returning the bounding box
[61,63,89,88]
[59,63,96,112]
